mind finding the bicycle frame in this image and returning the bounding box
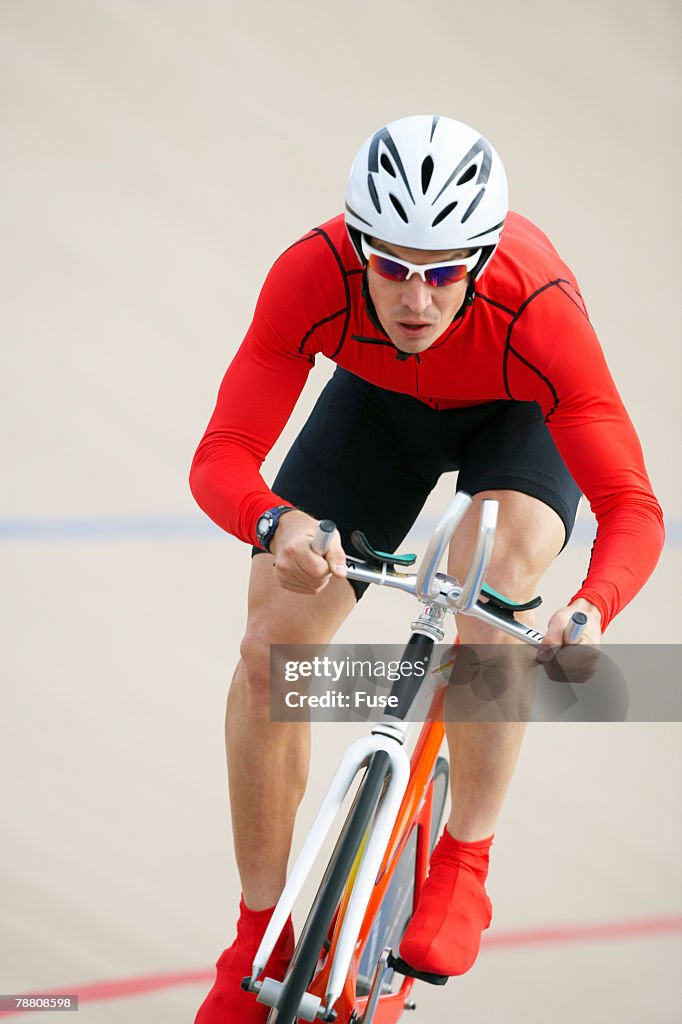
[308,687,448,1023]
[244,491,586,1023]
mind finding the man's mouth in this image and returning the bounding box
[397,321,433,334]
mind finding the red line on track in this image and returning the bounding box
[482,913,682,948]
[1,915,680,1016]
[0,972,213,1018]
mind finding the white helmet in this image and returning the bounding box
[345,114,508,279]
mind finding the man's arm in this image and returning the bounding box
[189,329,312,543]
[190,232,347,545]
[506,283,665,633]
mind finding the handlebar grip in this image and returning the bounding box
[311,519,337,556]
[564,611,588,644]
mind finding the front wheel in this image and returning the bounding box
[267,749,391,1024]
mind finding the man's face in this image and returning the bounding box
[366,238,473,354]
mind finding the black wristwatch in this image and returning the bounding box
[255,505,296,552]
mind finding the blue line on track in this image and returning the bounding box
[0,515,224,541]
[0,515,677,545]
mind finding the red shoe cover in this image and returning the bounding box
[194,896,294,1024]
[399,828,493,977]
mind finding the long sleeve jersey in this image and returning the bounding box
[190,211,664,630]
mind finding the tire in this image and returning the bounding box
[267,749,392,1024]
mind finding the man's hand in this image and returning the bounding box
[269,511,347,594]
[537,598,602,682]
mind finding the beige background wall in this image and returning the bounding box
[2,2,680,1021]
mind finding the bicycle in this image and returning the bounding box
[241,491,587,1023]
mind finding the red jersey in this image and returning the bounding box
[190,212,664,630]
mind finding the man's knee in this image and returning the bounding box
[483,554,544,605]
[465,552,544,640]
[235,553,357,702]
[452,541,545,608]
[452,532,550,643]
[449,491,564,603]
[237,622,274,699]
[238,618,317,703]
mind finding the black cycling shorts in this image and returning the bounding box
[254,367,582,600]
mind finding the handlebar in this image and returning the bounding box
[415,491,471,599]
[313,519,336,557]
[564,611,588,644]
[310,494,588,647]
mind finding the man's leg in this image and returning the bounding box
[195,554,356,1024]
[445,489,564,838]
[227,554,357,910]
[400,489,565,977]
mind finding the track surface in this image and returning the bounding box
[2,3,680,1022]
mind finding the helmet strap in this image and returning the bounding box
[361,268,390,337]
[461,278,476,313]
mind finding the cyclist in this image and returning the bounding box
[189,115,664,1023]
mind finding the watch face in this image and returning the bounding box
[256,514,271,539]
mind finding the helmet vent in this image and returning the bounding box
[368,174,382,214]
[457,164,477,185]
[421,156,434,194]
[390,194,408,223]
[380,154,397,177]
[432,201,459,227]
[462,187,485,223]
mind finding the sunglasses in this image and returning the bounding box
[361,236,480,288]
